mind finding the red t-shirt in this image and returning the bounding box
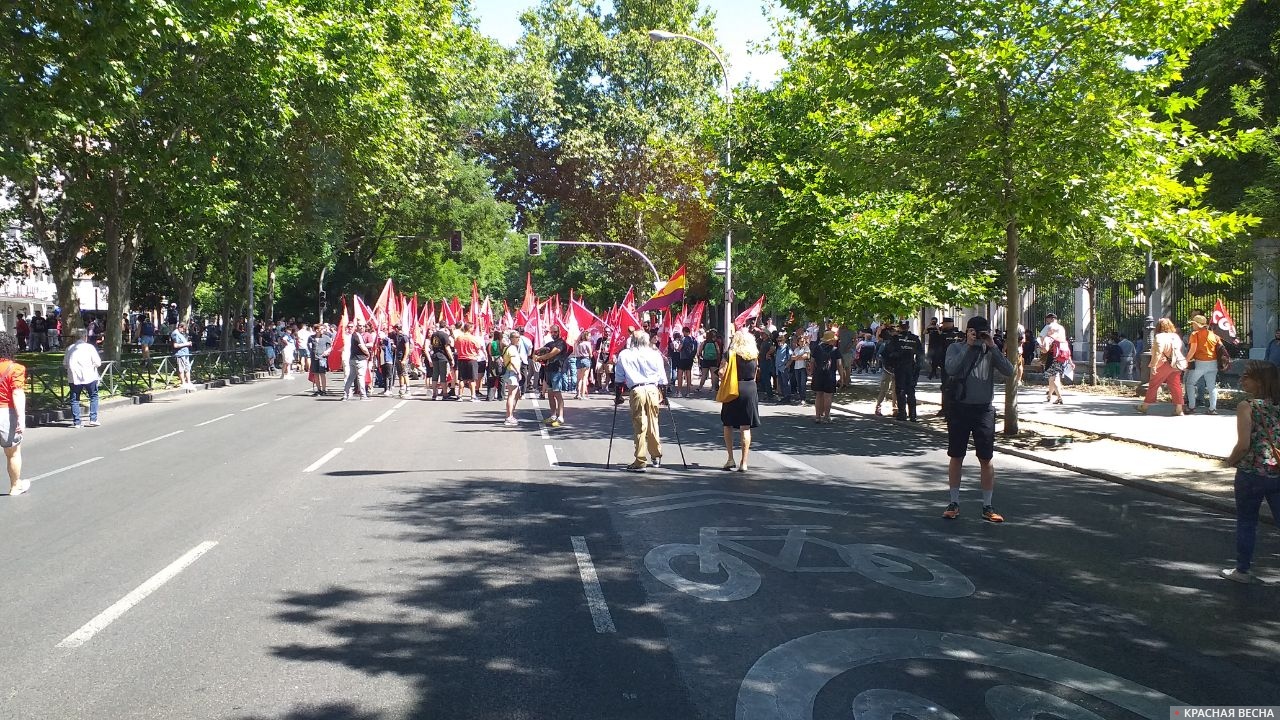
[0,359,27,408]
[454,333,481,361]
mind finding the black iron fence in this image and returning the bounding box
[26,348,264,411]
[1028,266,1254,349]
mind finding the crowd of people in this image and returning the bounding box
[0,298,1273,586]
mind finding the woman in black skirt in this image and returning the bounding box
[720,329,761,471]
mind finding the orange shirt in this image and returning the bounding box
[453,333,481,361]
[0,359,27,408]
[1190,327,1219,361]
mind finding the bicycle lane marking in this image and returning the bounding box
[570,536,616,633]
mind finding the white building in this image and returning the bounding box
[1,221,109,333]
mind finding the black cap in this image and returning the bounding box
[942,316,954,323]
[966,316,990,332]
[1045,312,1057,319]
[898,321,910,329]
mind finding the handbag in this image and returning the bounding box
[1216,342,1232,372]
[716,351,739,403]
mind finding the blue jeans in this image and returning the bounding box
[776,367,791,401]
[791,368,808,402]
[1185,359,1218,410]
[1234,468,1280,572]
[70,381,99,425]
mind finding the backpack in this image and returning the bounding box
[141,320,155,336]
[679,338,696,362]
[701,341,720,362]
[1169,343,1187,372]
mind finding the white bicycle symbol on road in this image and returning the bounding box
[644,525,975,602]
[736,628,1185,719]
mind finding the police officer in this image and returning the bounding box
[885,321,923,421]
[934,317,965,416]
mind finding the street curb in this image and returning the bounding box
[27,371,275,427]
[829,404,1240,518]
[906,394,1227,462]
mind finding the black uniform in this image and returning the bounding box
[934,325,965,414]
[886,330,924,420]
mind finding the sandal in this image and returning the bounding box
[722,461,737,470]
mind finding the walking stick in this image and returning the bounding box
[606,397,619,469]
[664,398,688,469]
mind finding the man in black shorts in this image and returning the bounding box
[428,324,454,400]
[942,316,1014,523]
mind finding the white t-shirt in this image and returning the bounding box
[295,327,313,350]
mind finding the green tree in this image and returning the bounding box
[742,0,1252,432]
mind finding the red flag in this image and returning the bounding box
[373,279,395,330]
[422,299,435,329]
[659,308,673,355]
[327,298,349,369]
[621,286,636,315]
[688,301,706,331]
[1212,299,1239,344]
[353,295,375,326]
[521,273,536,315]
[609,303,643,357]
[734,295,766,330]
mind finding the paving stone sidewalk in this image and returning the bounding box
[833,372,1249,516]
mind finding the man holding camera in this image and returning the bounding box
[613,330,668,472]
[943,316,1014,523]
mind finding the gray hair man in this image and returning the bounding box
[613,330,668,472]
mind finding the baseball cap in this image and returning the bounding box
[966,316,991,332]
[942,316,954,323]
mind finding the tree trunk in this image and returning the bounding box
[24,173,84,338]
[998,84,1020,435]
[102,180,140,362]
[265,256,276,323]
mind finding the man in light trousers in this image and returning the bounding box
[614,330,668,472]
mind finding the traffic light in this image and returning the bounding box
[450,230,463,253]
[528,233,541,256]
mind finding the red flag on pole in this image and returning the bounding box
[327,297,349,370]
[734,295,766,330]
[1212,298,1239,344]
[621,286,636,315]
[521,273,536,315]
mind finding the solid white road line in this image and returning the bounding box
[303,448,342,473]
[241,402,268,412]
[569,536,616,634]
[27,456,105,483]
[119,430,183,453]
[394,399,408,409]
[761,450,823,476]
[195,414,234,427]
[545,444,559,466]
[345,425,374,444]
[531,401,550,439]
[57,541,218,649]
[373,408,396,423]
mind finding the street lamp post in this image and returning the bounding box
[649,29,733,341]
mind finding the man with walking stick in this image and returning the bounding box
[612,330,668,472]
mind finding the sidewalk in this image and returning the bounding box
[832,372,1250,517]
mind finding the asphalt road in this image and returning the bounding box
[1,378,1276,719]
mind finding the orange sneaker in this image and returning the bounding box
[982,505,1005,523]
[942,502,959,519]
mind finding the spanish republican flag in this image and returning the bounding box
[636,265,687,313]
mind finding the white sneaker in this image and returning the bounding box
[9,480,29,496]
[85,420,100,427]
[503,417,518,426]
[1221,568,1260,584]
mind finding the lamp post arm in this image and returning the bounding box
[541,240,663,288]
